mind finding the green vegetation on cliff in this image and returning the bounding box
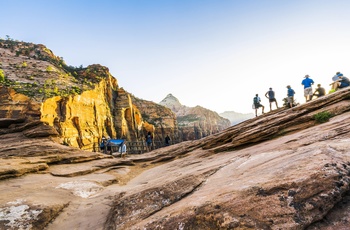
[0,37,112,100]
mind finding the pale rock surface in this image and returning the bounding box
[159,93,183,113]
[1,88,350,229]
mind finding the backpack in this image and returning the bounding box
[253,97,259,104]
[146,134,152,143]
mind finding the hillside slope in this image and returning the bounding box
[0,39,178,149]
[0,87,350,229]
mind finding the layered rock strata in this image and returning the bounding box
[0,39,179,150]
[160,93,231,141]
[1,88,350,229]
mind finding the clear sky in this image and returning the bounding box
[2,0,350,114]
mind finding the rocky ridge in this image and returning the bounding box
[0,39,179,149]
[159,93,231,141]
[1,87,350,229]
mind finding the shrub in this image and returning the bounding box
[46,65,54,72]
[313,111,333,123]
[0,69,4,82]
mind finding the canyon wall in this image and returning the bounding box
[160,93,231,141]
[0,39,178,150]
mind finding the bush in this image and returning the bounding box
[313,111,333,123]
[46,65,54,72]
[0,69,4,82]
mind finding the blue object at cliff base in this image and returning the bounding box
[100,139,124,152]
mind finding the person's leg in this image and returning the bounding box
[255,109,257,117]
[309,88,313,101]
[339,82,349,89]
[262,105,265,114]
[288,96,293,108]
[269,102,272,111]
[334,82,340,90]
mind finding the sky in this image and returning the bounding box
[2,0,350,114]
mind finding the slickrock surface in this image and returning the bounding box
[1,88,350,229]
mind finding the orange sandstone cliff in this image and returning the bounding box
[0,39,178,150]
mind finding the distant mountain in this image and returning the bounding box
[219,111,255,125]
[159,94,231,140]
[158,93,183,113]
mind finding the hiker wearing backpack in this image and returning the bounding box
[301,74,314,102]
[253,94,264,117]
[145,131,153,152]
[330,72,344,90]
[286,85,295,108]
[332,75,350,91]
[265,87,279,111]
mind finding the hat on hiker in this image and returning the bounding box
[304,75,310,78]
[287,85,291,88]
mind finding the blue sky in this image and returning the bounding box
[2,0,350,114]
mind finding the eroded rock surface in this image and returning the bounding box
[1,88,350,229]
[159,93,231,141]
[0,39,180,151]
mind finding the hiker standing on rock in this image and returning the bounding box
[265,87,278,111]
[301,74,314,102]
[286,85,295,108]
[253,94,264,117]
[165,134,171,146]
[145,132,153,152]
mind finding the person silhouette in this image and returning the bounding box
[265,87,278,111]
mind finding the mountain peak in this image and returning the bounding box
[159,93,183,112]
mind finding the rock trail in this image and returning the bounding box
[1,88,350,229]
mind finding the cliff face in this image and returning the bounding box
[132,95,179,143]
[159,93,231,141]
[0,39,178,150]
[40,78,118,151]
[1,87,350,230]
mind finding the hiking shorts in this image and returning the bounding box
[339,82,350,88]
[287,96,294,103]
[269,98,277,103]
[254,103,263,109]
[304,87,313,97]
